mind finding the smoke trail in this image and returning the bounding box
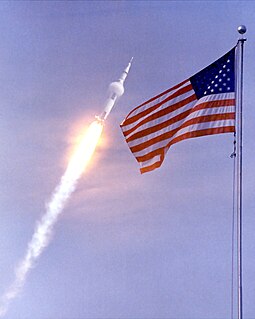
[0,121,103,317]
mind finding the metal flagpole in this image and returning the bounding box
[236,25,246,319]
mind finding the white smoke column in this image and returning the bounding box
[0,120,103,317]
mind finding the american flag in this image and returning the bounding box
[120,47,236,174]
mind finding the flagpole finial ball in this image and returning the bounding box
[238,25,247,34]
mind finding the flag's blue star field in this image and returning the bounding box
[190,48,235,99]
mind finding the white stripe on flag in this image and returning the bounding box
[133,119,235,159]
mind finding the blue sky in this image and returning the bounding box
[1,1,255,318]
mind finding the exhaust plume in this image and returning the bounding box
[0,120,103,317]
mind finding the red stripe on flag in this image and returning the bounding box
[126,102,235,143]
[130,113,235,153]
[122,79,190,120]
[121,82,192,127]
[136,125,235,165]
[140,161,162,174]
[123,93,197,138]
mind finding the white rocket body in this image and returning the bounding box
[97,58,133,122]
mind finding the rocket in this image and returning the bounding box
[96,57,133,122]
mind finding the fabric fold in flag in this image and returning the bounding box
[120,47,236,174]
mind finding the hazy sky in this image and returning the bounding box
[1,1,255,319]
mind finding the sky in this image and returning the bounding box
[1,1,255,319]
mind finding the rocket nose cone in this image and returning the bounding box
[124,58,133,76]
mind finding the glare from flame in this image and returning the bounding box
[65,120,103,180]
[0,120,103,317]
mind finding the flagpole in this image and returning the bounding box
[236,25,246,319]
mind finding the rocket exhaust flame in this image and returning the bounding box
[0,120,103,317]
